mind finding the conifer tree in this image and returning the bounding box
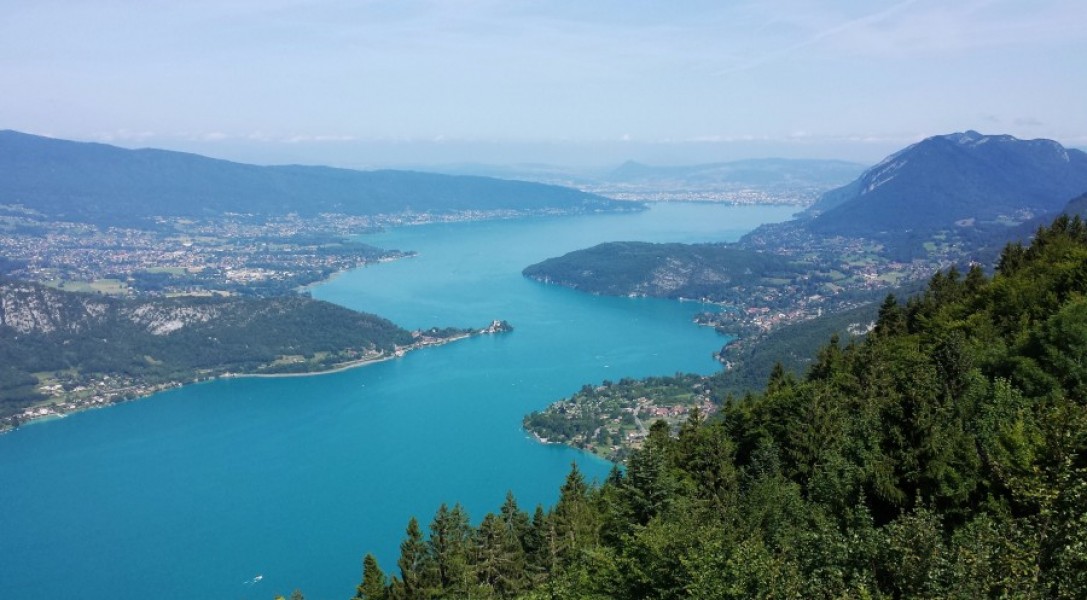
[522,505,549,581]
[427,503,472,597]
[475,511,527,598]
[552,462,597,564]
[391,517,431,600]
[356,553,388,600]
[499,491,531,549]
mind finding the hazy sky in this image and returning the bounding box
[3,0,1085,167]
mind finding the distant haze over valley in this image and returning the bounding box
[16,133,951,172]
[414,158,868,205]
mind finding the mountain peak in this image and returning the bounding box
[944,130,985,144]
[804,131,1087,245]
[937,130,1023,148]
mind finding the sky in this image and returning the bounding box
[2,0,1085,168]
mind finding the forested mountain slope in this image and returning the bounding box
[0,279,413,422]
[0,130,625,225]
[354,216,1087,599]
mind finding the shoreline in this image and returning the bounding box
[222,352,399,379]
[222,331,477,380]
[2,325,507,434]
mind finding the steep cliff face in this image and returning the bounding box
[0,281,113,334]
[0,281,228,336]
[123,302,221,335]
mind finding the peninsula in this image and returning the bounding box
[0,278,512,432]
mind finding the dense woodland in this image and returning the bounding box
[351,216,1087,599]
[522,241,802,301]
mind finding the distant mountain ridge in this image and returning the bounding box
[423,158,867,195]
[607,158,866,188]
[0,130,624,225]
[805,131,1087,237]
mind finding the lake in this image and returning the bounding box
[0,203,795,600]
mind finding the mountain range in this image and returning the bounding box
[422,158,867,197]
[0,130,624,225]
[606,158,866,189]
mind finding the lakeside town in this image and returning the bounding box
[523,374,717,462]
[689,218,974,338]
[583,187,823,205]
[0,206,612,297]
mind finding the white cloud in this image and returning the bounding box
[95,130,157,143]
[283,134,357,143]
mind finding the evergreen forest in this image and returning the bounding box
[351,215,1087,599]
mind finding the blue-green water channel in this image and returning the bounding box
[0,203,794,600]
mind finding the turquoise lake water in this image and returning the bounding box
[0,203,795,600]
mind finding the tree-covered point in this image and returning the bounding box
[359,215,1087,599]
[522,241,801,300]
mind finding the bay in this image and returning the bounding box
[0,203,794,600]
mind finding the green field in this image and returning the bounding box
[44,278,129,295]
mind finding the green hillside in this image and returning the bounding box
[523,241,801,301]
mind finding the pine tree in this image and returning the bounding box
[475,511,527,598]
[622,420,674,525]
[427,503,472,597]
[498,492,530,593]
[522,504,549,581]
[874,293,906,337]
[356,553,388,600]
[391,517,432,600]
[499,491,531,549]
[552,462,598,564]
